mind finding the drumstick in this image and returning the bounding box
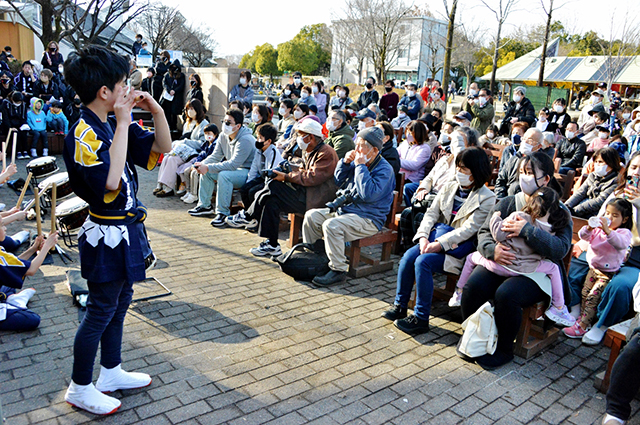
[2,141,5,171]
[11,130,16,164]
[50,182,56,232]
[16,172,32,208]
[34,186,42,237]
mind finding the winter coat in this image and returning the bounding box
[187,86,204,105]
[547,111,571,135]
[566,171,619,218]
[466,102,495,135]
[34,80,61,103]
[398,95,421,120]
[380,92,399,119]
[160,60,186,114]
[357,90,379,110]
[286,142,339,210]
[397,141,431,183]
[46,109,69,133]
[247,144,284,181]
[228,84,254,105]
[40,51,64,74]
[64,104,81,127]
[325,123,355,159]
[2,99,27,128]
[495,151,524,199]
[313,93,327,123]
[501,97,536,131]
[556,136,587,170]
[381,140,400,175]
[203,125,256,173]
[26,98,46,132]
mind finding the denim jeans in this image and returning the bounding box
[394,244,445,321]
[198,169,249,215]
[31,130,48,149]
[558,166,575,175]
[72,278,133,385]
[403,182,419,207]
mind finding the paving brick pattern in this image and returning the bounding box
[1,156,639,424]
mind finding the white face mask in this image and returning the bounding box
[566,131,575,139]
[327,119,338,132]
[294,78,301,84]
[594,164,609,177]
[623,113,631,120]
[187,109,196,119]
[338,90,346,98]
[293,110,302,119]
[538,115,547,122]
[358,121,367,131]
[205,135,215,142]
[279,106,287,116]
[296,136,309,151]
[451,134,465,156]
[598,132,609,140]
[406,90,415,97]
[301,92,309,99]
[456,171,472,187]
[592,96,601,105]
[239,77,247,85]
[312,86,318,94]
[519,174,540,196]
[223,124,235,135]
[487,132,495,139]
[554,105,564,113]
[469,89,478,96]
[251,112,260,123]
[284,89,291,96]
[520,142,534,155]
[479,97,487,107]
[514,95,522,103]
[398,112,406,119]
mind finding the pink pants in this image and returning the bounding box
[458,252,564,307]
[157,155,185,189]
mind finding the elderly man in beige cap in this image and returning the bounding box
[248,118,339,257]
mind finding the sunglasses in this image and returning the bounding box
[223,121,235,126]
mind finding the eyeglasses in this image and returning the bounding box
[223,121,235,126]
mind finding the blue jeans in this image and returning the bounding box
[403,182,419,207]
[72,279,133,385]
[394,244,445,321]
[568,251,637,327]
[558,166,575,175]
[31,130,48,150]
[198,169,249,215]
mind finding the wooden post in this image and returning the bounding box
[34,186,42,237]
[16,172,32,209]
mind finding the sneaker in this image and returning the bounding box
[183,193,198,204]
[16,152,24,160]
[225,210,248,228]
[250,240,282,257]
[312,269,348,286]
[545,305,576,327]
[95,364,152,393]
[65,381,121,415]
[42,148,48,156]
[176,183,187,196]
[448,289,463,307]
[23,151,30,159]
[210,213,227,227]
[381,304,407,321]
[180,192,189,201]
[188,205,214,217]
[144,252,157,272]
[563,322,588,338]
[155,189,174,197]
[602,414,626,425]
[394,314,430,335]
[244,219,258,231]
[30,148,37,158]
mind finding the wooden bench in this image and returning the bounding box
[2,132,64,155]
[485,143,506,188]
[288,212,304,248]
[554,170,576,202]
[347,191,399,278]
[594,319,632,393]
[407,272,458,309]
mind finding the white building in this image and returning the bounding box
[329,15,447,86]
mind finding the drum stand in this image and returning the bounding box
[57,219,79,248]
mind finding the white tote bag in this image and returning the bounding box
[458,301,498,358]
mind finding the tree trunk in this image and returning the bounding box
[537,0,553,87]
[489,23,502,94]
[442,0,457,104]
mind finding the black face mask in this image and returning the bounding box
[365,83,373,90]
[1,79,8,84]
[255,140,265,150]
[385,87,392,93]
[190,80,196,87]
[73,98,82,105]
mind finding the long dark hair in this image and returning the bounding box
[185,99,205,123]
[253,104,270,125]
[523,186,569,233]
[455,147,492,189]
[607,198,633,230]
[406,120,427,145]
[519,152,563,197]
[594,147,623,174]
[615,151,640,193]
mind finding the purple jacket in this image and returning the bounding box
[397,141,431,183]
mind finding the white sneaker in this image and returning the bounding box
[42,148,48,156]
[95,364,152,393]
[545,305,576,327]
[448,290,462,307]
[180,192,189,201]
[183,193,198,204]
[65,381,121,415]
[250,240,282,257]
[582,325,608,345]
[6,288,36,309]
[30,148,37,158]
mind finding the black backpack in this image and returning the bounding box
[274,243,330,281]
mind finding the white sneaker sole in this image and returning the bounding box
[66,399,121,415]
[545,311,575,327]
[96,378,152,393]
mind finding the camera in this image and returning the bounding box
[326,189,355,212]
[263,160,292,179]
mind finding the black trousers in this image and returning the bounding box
[606,332,640,420]
[399,206,426,248]
[1,125,28,152]
[240,177,265,219]
[460,265,546,353]
[247,180,306,246]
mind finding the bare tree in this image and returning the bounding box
[452,24,484,92]
[329,20,351,83]
[537,0,569,86]
[136,2,185,61]
[66,0,148,50]
[421,21,445,79]
[170,24,217,67]
[441,0,459,103]
[598,13,640,98]
[480,0,522,93]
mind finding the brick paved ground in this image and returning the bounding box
[1,155,639,424]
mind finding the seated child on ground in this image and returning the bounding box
[450,187,575,326]
[563,198,633,338]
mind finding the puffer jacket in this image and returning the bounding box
[286,142,339,210]
[556,136,587,170]
[502,97,536,129]
[566,171,619,218]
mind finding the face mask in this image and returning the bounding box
[301,92,309,99]
[255,140,265,150]
[223,124,235,135]
[439,133,451,146]
[73,98,82,105]
[338,90,346,98]
[479,97,487,107]
[293,110,302,119]
[190,80,196,87]
[58,65,64,73]
[365,83,373,89]
[147,72,153,78]
[297,136,309,151]
[251,112,260,123]
[514,95,522,103]
[594,164,609,177]
[294,78,301,84]
[512,134,521,145]
[385,87,392,93]
[205,135,215,142]
[406,90,415,97]
[136,38,142,42]
[592,96,601,105]
[566,131,575,139]
[312,86,318,94]
[469,89,478,96]
[487,132,495,139]
[598,132,609,140]
[49,48,56,53]
[623,113,631,120]
[406,133,414,144]
[519,174,540,196]
[284,89,291,96]
[13,102,21,106]
[279,106,287,116]
[358,121,367,131]
[187,109,196,119]
[538,116,547,122]
[456,171,472,187]
[554,105,564,113]
[0,79,8,84]
[520,142,534,155]
[398,112,406,119]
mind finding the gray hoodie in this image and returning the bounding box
[204,125,255,173]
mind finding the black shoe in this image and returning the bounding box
[156,189,174,198]
[210,213,227,227]
[188,205,214,217]
[312,270,347,286]
[381,304,407,321]
[475,350,514,371]
[394,314,430,335]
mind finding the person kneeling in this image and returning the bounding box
[303,127,396,286]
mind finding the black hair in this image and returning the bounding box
[523,186,570,234]
[481,88,492,96]
[257,122,278,144]
[11,92,22,102]
[225,108,244,126]
[606,198,633,230]
[331,110,347,124]
[253,103,270,124]
[294,103,309,116]
[136,34,143,38]
[554,98,566,106]
[487,124,499,134]
[455,147,492,189]
[594,146,623,174]
[22,61,31,68]
[293,71,302,77]
[343,86,350,97]
[385,80,394,86]
[204,123,219,136]
[63,45,130,105]
[406,120,427,145]
[596,111,610,122]
[281,98,294,111]
[367,76,376,84]
[519,151,564,198]
[185,99,206,123]
[4,46,10,51]
[240,70,251,80]
[51,100,63,109]
[190,73,201,88]
[616,150,640,193]
[147,67,155,76]
[290,89,300,98]
[432,108,443,118]
[229,100,243,110]
[378,121,394,142]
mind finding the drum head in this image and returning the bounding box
[57,197,89,216]
[38,172,69,190]
[27,156,56,167]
